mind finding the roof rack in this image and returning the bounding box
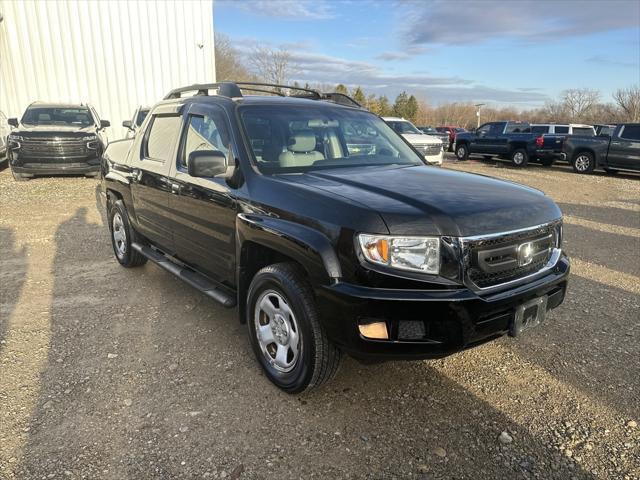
[163,81,363,108]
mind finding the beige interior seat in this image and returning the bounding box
[279,130,324,167]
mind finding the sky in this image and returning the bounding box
[214,0,640,108]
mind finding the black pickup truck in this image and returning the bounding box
[101,82,569,393]
[7,102,110,181]
[455,121,563,167]
[564,123,640,174]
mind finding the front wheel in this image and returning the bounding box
[455,144,469,161]
[246,263,342,393]
[572,152,595,174]
[511,148,529,167]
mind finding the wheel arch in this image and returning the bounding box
[235,214,341,323]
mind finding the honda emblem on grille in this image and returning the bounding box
[517,241,535,266]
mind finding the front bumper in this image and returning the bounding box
[10,155,100,175]
[424,151,444,165]
[316,255,569,360]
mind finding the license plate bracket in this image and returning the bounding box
[510,296,548,337]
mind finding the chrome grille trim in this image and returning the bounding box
[460,219,563,291]
[20,137,90,158]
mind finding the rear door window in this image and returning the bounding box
[531,126,549,134]
[143,115,182,162]
[620,125,640,140]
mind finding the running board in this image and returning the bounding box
[131,242,236,308]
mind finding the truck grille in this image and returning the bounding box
[415,143,442,156]
[462,221,561,289]
[20,137,90,159]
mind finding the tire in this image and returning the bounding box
[510,148,529,167]
[455,143,469,161]
[572,152,595,174]
[108,199,147,267]
[246,263,342,393]
[11,169,31,182]
[540,157,555,167]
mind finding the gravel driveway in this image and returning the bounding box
[1,158,638,479]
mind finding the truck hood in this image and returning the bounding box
[14,124,96,137]
[401,133,442,145]
[285,165,561,236]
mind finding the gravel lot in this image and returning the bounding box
[1,157,638,480]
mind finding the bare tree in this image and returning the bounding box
[214,33,253,82]
[248,46,297,85]
[561,89,601,121]
[613,85,640,122]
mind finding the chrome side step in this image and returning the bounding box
[131,242,236,308]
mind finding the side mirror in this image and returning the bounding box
[8,118,18,128]
[122,120,133,130]
[100,120,111,128]
[187,150,227,178]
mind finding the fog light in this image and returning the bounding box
[358,321,389,340]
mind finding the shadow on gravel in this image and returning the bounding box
[558,202,640,230]
[0,227,28,350]
[512,275,639,421]
[16,207,595,479]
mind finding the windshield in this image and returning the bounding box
[136,108,150,127]
[386,120,422,135]
[240,105,424,174]
[22,107,93,127]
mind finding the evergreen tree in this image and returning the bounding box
[335,84,349,94]
[393,91,410,118]
[378,95,391,116]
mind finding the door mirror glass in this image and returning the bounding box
[8,117,18,128]
[122,120,133,130]
[187,150,227,178]
[100,120,111,128]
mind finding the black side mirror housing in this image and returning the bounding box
[122,120,132,130]
[100,120,111,128]
[187,150,227,178]
[8,118,18,128]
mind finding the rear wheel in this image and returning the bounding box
[455,144,469,161]
[247,263,342,393]
[11,169,31,182]
[108,200,147,267]
[511,148,529,167]
[572,152,595,174]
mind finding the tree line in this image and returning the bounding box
[215,33,640,129]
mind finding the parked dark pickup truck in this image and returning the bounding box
[455,121,563,167]
[7,102,110,181]
[101,82,569,393]
[564,123,640,174]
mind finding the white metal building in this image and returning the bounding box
[0,0,215,139]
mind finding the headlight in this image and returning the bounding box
[358,234,440,274]
[83,135,97,141]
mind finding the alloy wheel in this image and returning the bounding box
[112,212,127,258]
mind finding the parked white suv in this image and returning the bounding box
[383,117,444,165]
[530,124,596,136]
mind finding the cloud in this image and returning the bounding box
[586,55,639,68]
[217,0,335,20]
[401,0,640,46]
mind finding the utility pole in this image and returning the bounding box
[475,103,485,128]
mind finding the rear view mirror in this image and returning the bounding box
[8,117,18,128]
[100,120,111,128]
[188,150,227,178]
[122,120,133,129]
